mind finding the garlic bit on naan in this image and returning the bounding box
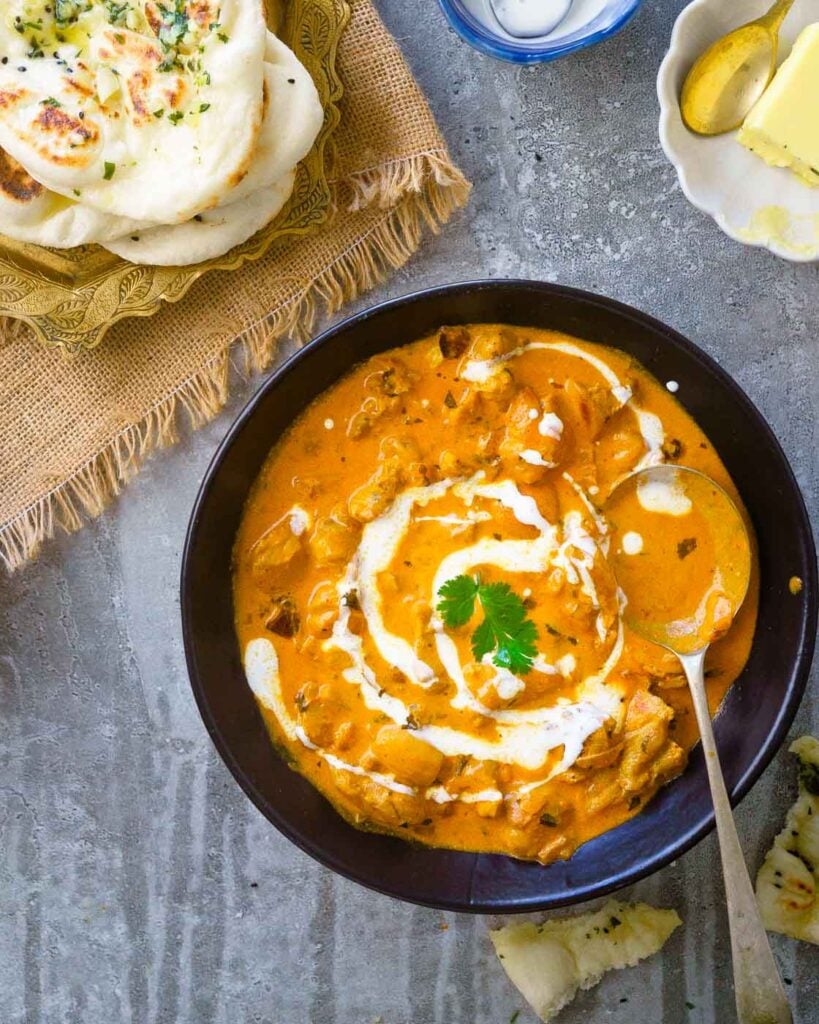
[0,0,267,223]
[490,900,681,1023]
[756,736,819,946]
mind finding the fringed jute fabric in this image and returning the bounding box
[0,0,470,571]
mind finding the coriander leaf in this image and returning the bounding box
[437,574,479,628]
[439,576,539,675]
[475,581,539,674]
[469,617,495,662]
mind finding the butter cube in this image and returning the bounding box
[738,24,819,187]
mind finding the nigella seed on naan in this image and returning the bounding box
[103,169,296,265]
[0,0,267,224]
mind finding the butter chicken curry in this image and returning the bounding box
[232,324,758,864]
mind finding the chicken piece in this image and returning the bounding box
[264,594,300,637]
[304,580,339,637]
[536,833,573,864]
[619,690,685,794]
[365,358,417,398]
[251,513,305,579]
[299,700,347,749]
[498,386,564,484]
[559,379,621,441]
[463,324,520,363]
[347,436,424,523]
[348,463,402,523]
[444,756,499,797]
[507,787,566,829]
[371,725,444,788]
[585,775,626,815]
[437,325,471,359]
[380,435,428,487]
[309,509,358,567]
[334,721,356,751]
[594,423,647,484]
[575,725,624,771]
[347,395,391,440]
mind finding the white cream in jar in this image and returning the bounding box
[461,0,607,43]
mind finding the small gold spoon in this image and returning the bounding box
[605,466,792,1024]
[680,0,796,136]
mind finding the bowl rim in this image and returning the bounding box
[437,0,643,64]
[181,278,817,912]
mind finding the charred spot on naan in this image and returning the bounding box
[0,87,27,111]
[32,105,99,165]
[160,77,189,112]
[0,148,44,205]
[188,1,220,29]
[98,27,162,66]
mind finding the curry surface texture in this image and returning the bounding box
[232,324,759,865]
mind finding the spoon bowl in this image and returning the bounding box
[680,0,796,136]
[606,465,752,654]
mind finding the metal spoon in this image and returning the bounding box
[680,0,796,135]
[605,465,791,1024]
[488,0,573,38]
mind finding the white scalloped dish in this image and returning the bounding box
[658,0,819,262]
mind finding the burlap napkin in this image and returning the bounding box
[0,0,470,572]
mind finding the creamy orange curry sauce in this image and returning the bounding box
[233,324,758,864]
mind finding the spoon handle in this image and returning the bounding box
[680,650,792,1024]
[759,0,796,32]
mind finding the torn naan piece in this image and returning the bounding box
[490,900,681,1023]
[0,0,267,223]
[756,736,819,945]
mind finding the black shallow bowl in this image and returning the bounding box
[181,280,817,913]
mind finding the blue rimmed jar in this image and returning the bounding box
[437,0,643,63]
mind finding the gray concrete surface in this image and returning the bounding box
[1,1,818,1022]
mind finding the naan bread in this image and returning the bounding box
[490,900,681,1023]
[0,27,321,260]
[229,31,324,201]
[0,0,266,222]
[756,736,819,945]
[0,148,146,247]
[101,32,322,264]
[103,170,294,265]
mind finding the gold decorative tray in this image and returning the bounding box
[0,0,349,354]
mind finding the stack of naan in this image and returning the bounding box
[0,1,323,265]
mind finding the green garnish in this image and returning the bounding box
[103,161,116,180]
[437,575,538,675]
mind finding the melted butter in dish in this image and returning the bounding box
[233,325,759,865]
